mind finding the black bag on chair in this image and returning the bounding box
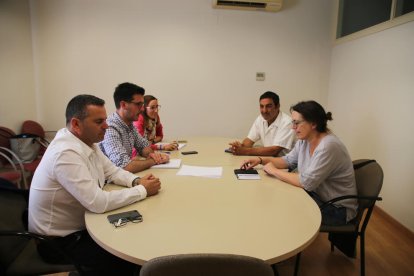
[9,134,48,163]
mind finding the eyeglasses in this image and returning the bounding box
[128,101,144,108]
[291,119,305,127]
[112,216,143,228]
[146,105,161,111]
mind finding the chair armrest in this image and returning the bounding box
[0,147,25,170]
[0,147,28,189]
[320,195,382,210]
[0,230,48,241]
[0,151,18,171]
[0,147,23,164]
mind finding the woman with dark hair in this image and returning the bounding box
[241,100,357,226]
[133,95,177,153]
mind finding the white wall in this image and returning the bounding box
[0,0,36,132]
[328,21,414,231]
[28,0,334,138]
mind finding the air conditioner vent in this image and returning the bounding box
[213,0,283,12]
[217,1,266,9]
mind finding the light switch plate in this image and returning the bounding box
[256,72,265,81]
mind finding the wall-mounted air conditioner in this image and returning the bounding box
[212,0,283,12]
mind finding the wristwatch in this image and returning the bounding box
[132,177,141,187]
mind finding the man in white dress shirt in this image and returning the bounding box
[229,91,295,157]
[28,94,161,275]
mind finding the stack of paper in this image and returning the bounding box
[176,165,223,178]
[151,159,182,169]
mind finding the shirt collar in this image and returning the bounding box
[63,128,98,158]
[113,112,134,130]
[261,112,281,128]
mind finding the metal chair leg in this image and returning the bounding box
[271,263,279,276]
[360,232,365,276]
[294,252,301,276]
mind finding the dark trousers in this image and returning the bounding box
[38,230,138,275]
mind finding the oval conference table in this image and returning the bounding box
[85,137,321,265]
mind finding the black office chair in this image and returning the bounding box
[0,183,83,275]
[319,159,383,276]
[139,253,274,276]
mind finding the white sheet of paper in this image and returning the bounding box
[151,159,182,169]
[176,165,223,178]
[155,142,186,150]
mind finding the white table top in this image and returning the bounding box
[85,136,321,265]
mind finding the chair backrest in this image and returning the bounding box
[353,159,384,210]
[21,120,45,139]
[0,185,30,269]
[0,127,16,163]
[0,184,77,275]
[139,253,274,276]
[0,127,15,167]
[0,127,15,148]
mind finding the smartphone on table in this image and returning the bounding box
[181,151,198,155]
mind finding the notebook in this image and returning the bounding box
[234,169,260,180]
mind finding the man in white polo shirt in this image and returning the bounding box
[229,91,295,157]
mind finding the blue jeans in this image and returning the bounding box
[307,191,347,226]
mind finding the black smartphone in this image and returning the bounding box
[181,151,198,155]
[107,210,143,224]
[234,169,258,175]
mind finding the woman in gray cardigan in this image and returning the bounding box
[241,100,357,226]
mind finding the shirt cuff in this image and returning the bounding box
[135,184,148,199]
